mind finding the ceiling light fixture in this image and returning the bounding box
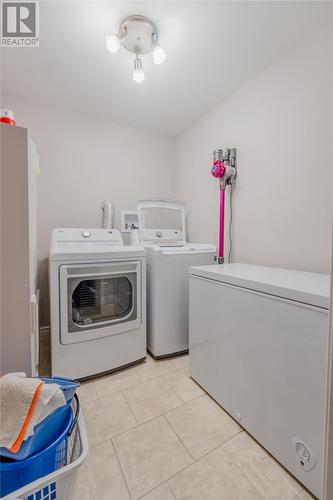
[105,34,121,54]
[133,56,145,83]
[106,15,166,83]
[152,45,166,65]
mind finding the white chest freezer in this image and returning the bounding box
[189,263,330,498]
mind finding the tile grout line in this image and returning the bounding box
[136,481,176,500]
[167,479,178,499]
[112,414,190,500]
[220,445,267,500]
[139,366,180,383]
[162,373,192,405]
[82,369,294,499]
[120,373,184,423]
[82,355,263,498]
[79,382,135,405]
[91,388,237,449]
[79,353,187,403]
[162,412,198,462]
[82,372,242,452]
[163,393,206,419]
[95,375,144,400]
[86,417,138,449]
[86,407,184,449]
[185,374,244,429]
[121,387,141,426]
[163,377,206,405]
[221,438,299,500]
[128,414,198,496]
[80,356,310,500]
[157,416,249,493]
[165,407,243,463]
[82,392,139,449]
[110,438,134,500]
[89,393,231,452]
[223,428,309,497]
[80,362,149,401]
[160,432,253,497]
[82,365,199,417]
[161,388,242,434]
[138,419,246,499]
[202,392,244,429]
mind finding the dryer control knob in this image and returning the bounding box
[81,231,91,238]
[155,231,163,238]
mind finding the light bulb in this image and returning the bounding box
[106,34,120,54]
[152,46,166,64]
[133,69,145,83]
[133,56,145,83]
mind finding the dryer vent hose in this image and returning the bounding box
[102,201,113,229]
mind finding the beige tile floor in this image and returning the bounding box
[69,353,316,500]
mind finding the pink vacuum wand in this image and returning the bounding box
[211,149,237,264]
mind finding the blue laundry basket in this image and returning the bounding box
[0,395,79,498]
[41,377,80,403]
[0,404,71,461]
[0,377,79,461]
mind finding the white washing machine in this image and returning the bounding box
[137,199,216,358]
[189,263,330,498]
[50,228,146,379]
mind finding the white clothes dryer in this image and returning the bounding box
[137,199,216,358]
[50,228,146,379]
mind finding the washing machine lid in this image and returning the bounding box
[50,228,146,260]
[137,198,187,245]
[189,263,330,309]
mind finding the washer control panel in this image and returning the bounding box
[142,229,183,243]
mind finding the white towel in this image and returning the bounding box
[0,373,66,452]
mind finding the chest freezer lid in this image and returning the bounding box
[189,263,330,309]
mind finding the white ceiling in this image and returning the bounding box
[1,1,332,135]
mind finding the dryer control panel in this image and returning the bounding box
[51,228,124,246]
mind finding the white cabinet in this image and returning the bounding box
[0,124,39,376]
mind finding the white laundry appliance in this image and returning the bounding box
[137,199,216,358]
[1,124,39,376]
[50,228,146,379]
[189,263,330,498]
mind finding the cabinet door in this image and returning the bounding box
[1,125,32,375]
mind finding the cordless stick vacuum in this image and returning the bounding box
[211,148,237,264]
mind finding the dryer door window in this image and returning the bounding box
[71,276,133,327]
[59,261,141,344]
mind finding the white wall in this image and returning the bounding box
[2,24,332,326]
[174,25,333,274]
[1,94,174,324]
